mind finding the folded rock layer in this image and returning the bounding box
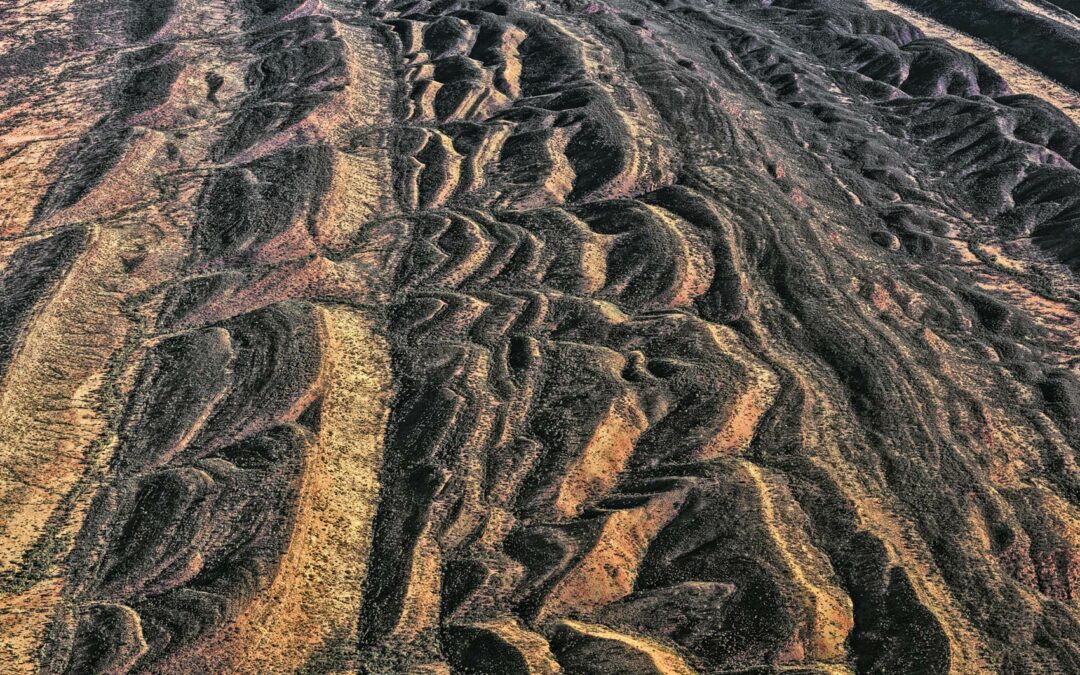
[2,0,1080,672]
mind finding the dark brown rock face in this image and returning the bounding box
[3,0,1080,673]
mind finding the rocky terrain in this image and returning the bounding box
[3,0,1080,672]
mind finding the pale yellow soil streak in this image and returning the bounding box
[753,322,992,673]
[0,4,260,666]
[499,26,527,98]
[834,233,1069,671]
[850,488,993,670]
[739,461,854,664]
[554,386,649,519]
[315,148,397,256]
[501,125,577,210]
[409,78,444,121]
[1012,0,1080,33]
[433,366,503,553]
[191,306,392,672]
[0,212,184,673]
[540,490,685,622]
[641,205,714,309]
[578,225,611,295]
[470,618,564,674]
[464,122,513,192]
[973,242,1029,274]
[0,141,68,237]
[698,324,780,459]
[553,620,697,675]
[185,18,398,667]
[865,0,1080,126]
[159,0,249,40]
[436,212,498,287]
[976,272,1080,354]
[549,16,675,197]
[38,131,176,232]
[391,523,445,642]
[0,26,117,236]
[422,129,465,209]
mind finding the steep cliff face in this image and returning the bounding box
[3,0,1080,672]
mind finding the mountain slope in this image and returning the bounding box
[3,0,1080,672]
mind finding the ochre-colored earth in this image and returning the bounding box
[3,0,1080,672]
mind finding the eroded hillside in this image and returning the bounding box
[3,0,1080,672]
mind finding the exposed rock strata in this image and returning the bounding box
[2,0,1080,672]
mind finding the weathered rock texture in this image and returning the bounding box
[3,0,1080,672]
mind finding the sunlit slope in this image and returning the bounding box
[2,0,1080,672]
